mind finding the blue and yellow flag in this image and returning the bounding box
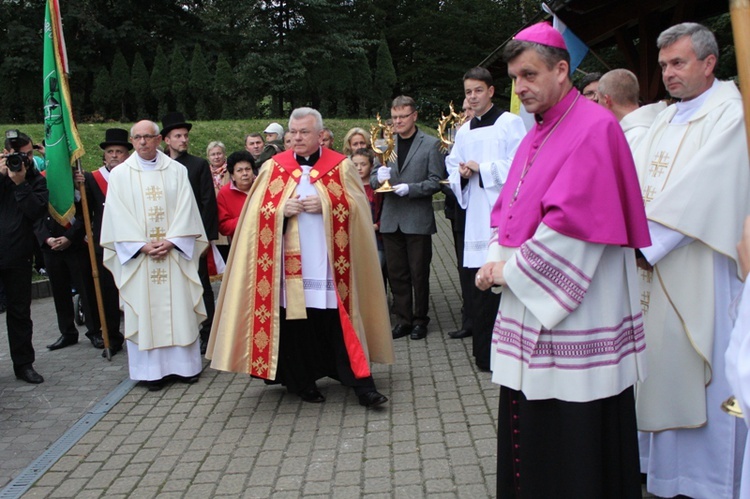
[43,0,84,225]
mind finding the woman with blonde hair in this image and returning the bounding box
[342,127,371,157]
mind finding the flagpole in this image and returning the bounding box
[731,0,750,153]
[76,161,112,360]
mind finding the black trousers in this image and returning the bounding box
[451,227,474,333]
[198,254,215,340]
[382,230,432,327]
[93,251,124,348]
[465,267,501,369]
[43,247,98,338]
[0,258,35,368]
[276,308,376,396]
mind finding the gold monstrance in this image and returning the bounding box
[371,114,397,193]
[437,101,468,184]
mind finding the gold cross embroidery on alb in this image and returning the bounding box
[649,151,670,178]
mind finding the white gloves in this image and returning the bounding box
[377,166,391,183]
[393,183,409,197]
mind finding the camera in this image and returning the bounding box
[4,130,33,173]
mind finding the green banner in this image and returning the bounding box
[43,0,84,226]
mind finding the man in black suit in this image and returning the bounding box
[372,96,443,340]
[78,128,130,356]
[161,112,219,355]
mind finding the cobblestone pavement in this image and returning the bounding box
[0,211,504,498]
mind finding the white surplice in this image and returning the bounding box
[446,113,525,267]
[487,223,646,402]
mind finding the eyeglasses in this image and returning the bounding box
[132,134,159,141]
[583,91,599,102]
[391,110,416,121]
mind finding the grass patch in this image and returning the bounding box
[2,119,441,171]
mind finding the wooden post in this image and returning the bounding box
[76,161,112,360]
[731,0,750,153]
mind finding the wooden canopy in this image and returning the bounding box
[484,0,728,103]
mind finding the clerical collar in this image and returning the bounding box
[295,149,320,166]
[470,105,502,129]
[136,153,158,170]
[671,78,718,125]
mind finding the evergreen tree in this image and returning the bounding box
[91,67,113,119]
[130,53,150,118]
[151,46,171,119]
[170,48,189,116]
[189,45,212,120]
[352,49,374,116]
[373,35,397,115]
[110,51,131,121]
[213,54,236,119]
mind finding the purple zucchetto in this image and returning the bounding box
[514,22,567,51]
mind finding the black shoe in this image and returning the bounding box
[448,329,472,339]
[199,335,208,355]
[410,325,428,340]
[298,387,325,403]
[47,335,78,350]
[358,391,388,407]
[177,374,200,384]
[103,343,124,358]
[14,365,44,384]
[145,379,165,391]
[476,361,491,372]
[86,332,105,349]
[392,324,413,339]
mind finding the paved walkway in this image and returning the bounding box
[1,211,504,498]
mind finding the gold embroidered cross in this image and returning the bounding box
[649,151,670,178]
[148,206,165,223]
[258,253,273,272]
[145,186,163,201]
[149,227,166,241]
[333,255,350,275]
[260,202,276,220]
[332,204,348,223]
[150,268,168,285]
[643,186,657,204]
[639,268,653,283]
[640,291,650,313]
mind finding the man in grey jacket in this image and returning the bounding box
[372,96,443,340]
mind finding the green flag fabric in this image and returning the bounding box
[43,0,84,226]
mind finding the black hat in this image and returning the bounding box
[99,128,133,150]
[160,112,193,138]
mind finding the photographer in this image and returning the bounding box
[1,130,48,383]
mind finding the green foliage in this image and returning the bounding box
[189,45,212,120]
[110,52,131,122]
[214,54,237,119]
[150,46,171,119]
[130,53,150,119]
[170,48,189,116]
[0,0,739,122]
[90,68,112,118]
[373,35,397,116]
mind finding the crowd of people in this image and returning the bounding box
[3,17,750,498]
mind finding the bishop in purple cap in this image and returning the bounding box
[474,21,650,498]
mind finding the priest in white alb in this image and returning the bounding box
[633,23,750,499]
[101,120,208,392]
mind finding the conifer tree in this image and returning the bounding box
[373,35,397,116]
[110,51,130,121]
[130,53,150,118]
[213,54,236,119]
[151,46,171,119]
[170,47,189,115]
